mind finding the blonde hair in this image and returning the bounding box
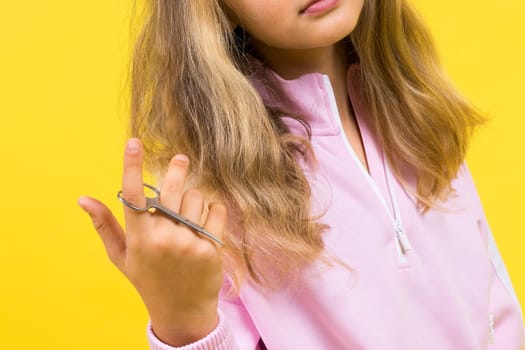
[126,0,487,287]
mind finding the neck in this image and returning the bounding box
[254,40,353,121]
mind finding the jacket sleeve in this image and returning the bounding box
[461,162,525,349]
[146,278,262,350]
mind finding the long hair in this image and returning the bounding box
[351,0,487,210]
[127,0,487,287]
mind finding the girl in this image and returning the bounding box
[78,0,525,348]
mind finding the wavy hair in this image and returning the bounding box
[126,0,487,287]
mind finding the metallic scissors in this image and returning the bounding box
[117,183,224,246]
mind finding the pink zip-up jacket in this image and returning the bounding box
[147,63,525,349]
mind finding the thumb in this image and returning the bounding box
[78,196,126,270]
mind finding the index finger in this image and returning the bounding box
[121,138,147,231]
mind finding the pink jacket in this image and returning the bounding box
[147,64,525,349]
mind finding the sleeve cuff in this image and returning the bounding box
[146,309,236,350]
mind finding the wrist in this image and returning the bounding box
[150,310,219,347]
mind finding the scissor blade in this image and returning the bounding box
[152,205,225,246]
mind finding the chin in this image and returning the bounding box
[247,1,363,51]
[284,24,357,50]
[300,30,354,49]
[288,8,360,49]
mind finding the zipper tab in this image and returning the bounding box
[394,219,412,253]
[488,313,495,344]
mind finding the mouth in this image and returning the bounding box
[300,0,319,14]
[299,0,339,15]
[301,0,319,13]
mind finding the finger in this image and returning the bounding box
[159,154,190,213]
[78,196,126,270]
[178,189,204,231]
[203,202,227,243]
[121,138,146,231]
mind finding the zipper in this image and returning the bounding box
[386,156,413,257]
[321,75,413,265]
[488,313,495,344]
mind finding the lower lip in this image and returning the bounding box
[302,0,339,15]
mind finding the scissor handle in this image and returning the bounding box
[116,183,160,211]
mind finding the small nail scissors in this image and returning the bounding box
[117,183,224,246]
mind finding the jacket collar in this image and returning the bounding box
[249,58,364,136]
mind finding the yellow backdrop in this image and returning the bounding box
[0,1,523,348]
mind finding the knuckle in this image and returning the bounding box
[183,188,203,203]
[121,191,143,204]
[97,208,113,223]
[195,243,217,261]
[210,202,227,218]
[174,237,195,256]
[92,218,107,233]
[150,235,173,253]
[163,182,183,195]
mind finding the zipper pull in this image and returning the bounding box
[394,219,412,253]
[488,313,495,344]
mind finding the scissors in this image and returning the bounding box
[117,183,224,246]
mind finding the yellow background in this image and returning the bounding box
[0,1,523,348]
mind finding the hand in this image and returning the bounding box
[77,138,227,346]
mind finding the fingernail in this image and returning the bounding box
[77,196,89,210]
[174,154,189,163]
[126,139,140,154]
